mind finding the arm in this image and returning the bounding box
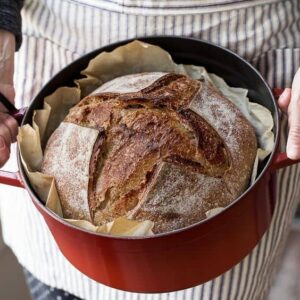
[0,1,24,167]
[0,30,18,167]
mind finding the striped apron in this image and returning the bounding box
[0,0,300,299]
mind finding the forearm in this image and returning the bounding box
[0,0,24,51]
[0,26,18,167]
[0,29,15,86]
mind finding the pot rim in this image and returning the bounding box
[18,35,280,240]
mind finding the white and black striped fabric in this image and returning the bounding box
[0,0,300,299]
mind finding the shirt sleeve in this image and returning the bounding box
[0,0,24,51]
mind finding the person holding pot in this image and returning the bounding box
[0,0,300,299]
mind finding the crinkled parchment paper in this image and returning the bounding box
[17,41,274,235]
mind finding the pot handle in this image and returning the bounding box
[11,107,28,126]
[271,88,300,170]
[0,91,27,126]
[272,152,300,170]
[0,103,27,188]
[0,170,24,188]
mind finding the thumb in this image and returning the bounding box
[0,83,15,113]
[277,88,291,113]
[286,69,300,159]
[0,135,10,168]
[0,83,15,103]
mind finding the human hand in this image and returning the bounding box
[0,30,18,167]
[278,68,300,160]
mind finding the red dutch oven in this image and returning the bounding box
[0,36,300,293]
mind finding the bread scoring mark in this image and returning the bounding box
[131,162,232,233]
[88,130,107,218]
[179,109,229,173]
[188,82,257,197]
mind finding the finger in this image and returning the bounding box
[0,83,15,102]
[0,113,18,143]
[292,68,300,92]
[287,87,300,160]
[0,122,13,147]
[277,88,291,113]
[0,135,10,168]
[0,83,15,112]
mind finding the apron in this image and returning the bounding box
[1,0,300,299]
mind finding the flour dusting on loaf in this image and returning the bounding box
[189,83,257,196]
[41,72,257,233]
[94,72,166,94]
[42,123,99,221]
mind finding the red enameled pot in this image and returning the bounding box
[0,36,300,293]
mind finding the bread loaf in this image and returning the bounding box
[42,72,257,233]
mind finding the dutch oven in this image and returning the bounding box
[0,36,300,293]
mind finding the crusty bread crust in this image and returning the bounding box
[42,73,257,233]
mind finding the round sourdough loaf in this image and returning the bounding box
[42,72,257,234]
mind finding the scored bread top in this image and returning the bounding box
[42,72,257,233]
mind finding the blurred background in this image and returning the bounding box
[0,222,31,300]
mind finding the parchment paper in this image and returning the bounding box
[17,41,274,234]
